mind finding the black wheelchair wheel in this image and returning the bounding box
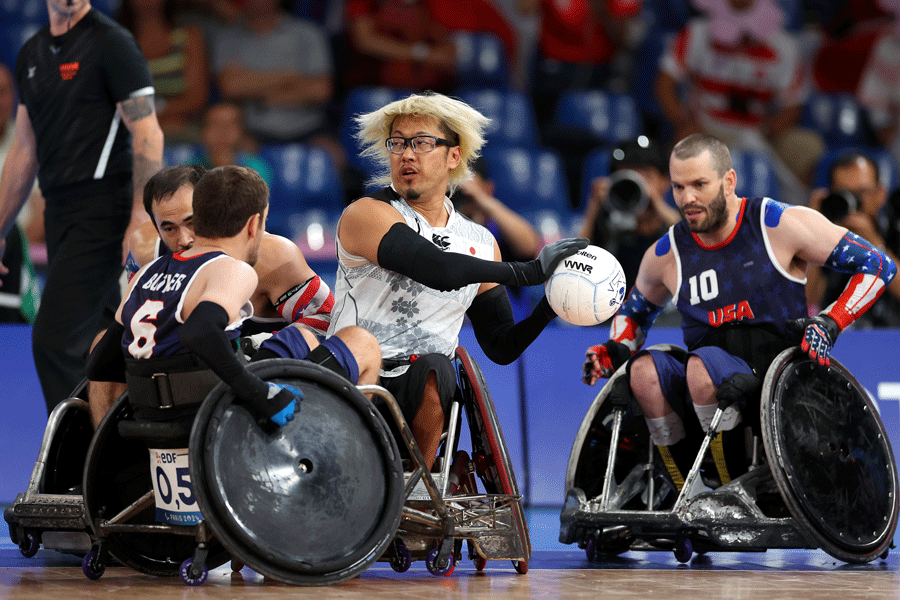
[761,348,899,563]
[455,347,531,564]
[189,359,404,586]
[82,394,229,576]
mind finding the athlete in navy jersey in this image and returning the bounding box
[0,0,164,413]
[671,196,808,354]
[121,251,245,359]
[87,166,381,428]
[582,134,896,491]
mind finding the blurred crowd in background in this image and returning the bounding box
[2,0,900,326]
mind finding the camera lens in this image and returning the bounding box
[608,170,650,214]
[819,190,858,223]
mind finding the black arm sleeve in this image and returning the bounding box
[179,301,270,405]
[466,286,557,365]
[85,321,127,383]
[377,223,540,290]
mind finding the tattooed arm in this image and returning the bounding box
[118,92,164,264]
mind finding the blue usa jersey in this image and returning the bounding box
[669,197,807,350]
[121,251,249,359]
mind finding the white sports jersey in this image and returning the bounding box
[327,188,495,376]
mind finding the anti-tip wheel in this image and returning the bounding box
[389,542,412,573]
[513,560,528,574]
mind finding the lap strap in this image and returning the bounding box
[126,354,221,410]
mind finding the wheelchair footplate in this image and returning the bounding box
[5,398,94,559]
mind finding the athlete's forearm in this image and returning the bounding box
[0,134,38,239]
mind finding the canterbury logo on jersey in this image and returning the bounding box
[708,301,754,327]
[59,62,79,80]
[142,272,187,293]
[432,233,450,250]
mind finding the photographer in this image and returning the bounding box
[808,152,900,326]
[579,138,680,290]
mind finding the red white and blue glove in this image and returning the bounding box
[583,340,632,385]
[788,315,840,367]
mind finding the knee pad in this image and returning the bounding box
[306,337,358,384]
[645,411,686,446]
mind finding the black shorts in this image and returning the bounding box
[379,353,457,426]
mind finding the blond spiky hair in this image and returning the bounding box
[354,92,491,196]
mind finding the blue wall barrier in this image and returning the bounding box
[2,324,899,506]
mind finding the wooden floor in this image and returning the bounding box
[4,509,900,600]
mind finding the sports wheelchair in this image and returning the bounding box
[365,347,530,576]
[559,344,899,564]
[5,348,529,584]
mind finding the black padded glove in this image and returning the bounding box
[715,372,761,410]
[508,238,589,286]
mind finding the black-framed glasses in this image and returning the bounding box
[385,135,455,154]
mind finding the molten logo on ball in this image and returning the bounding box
[545,245,626,326]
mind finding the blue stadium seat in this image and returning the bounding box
[162,143,201,168]
[730,148,781,202]
[813,147,900,191]
[90,0,121,18]
[453,31,509,90]
[553,90,642,147]
[259,143,344,236]
[0,23,41,70]
[482,146,570,213]
[800,92,878,149]
[341,86,410,177]
[456,87,539,148]
[579,147,612,208]
[0,0,44,25]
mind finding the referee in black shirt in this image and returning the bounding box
[0,0,164,414]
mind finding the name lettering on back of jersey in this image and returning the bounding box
[142,273,187,294]
[708,301,755,326]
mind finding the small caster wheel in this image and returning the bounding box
[19,532,39,558]
[473,556,487,571]
[390,541,412,573]
[82,550,105,580]
[674,535,693,563]
[180,558,208,586]
[513,560,528,574]
[426,548,455,576]
[585,537,596,562]
[880,548,890,561]
[230,558,245,571]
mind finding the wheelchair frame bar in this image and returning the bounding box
[23,398,89,502]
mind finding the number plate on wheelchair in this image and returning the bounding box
[149,448,202,526]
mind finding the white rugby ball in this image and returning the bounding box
[545,245,627,326]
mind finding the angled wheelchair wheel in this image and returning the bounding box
[455,347,531,565]
[565,345,685,508]
[761,348,899,563]
[189,359,404,586]
[82,394,229,576]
